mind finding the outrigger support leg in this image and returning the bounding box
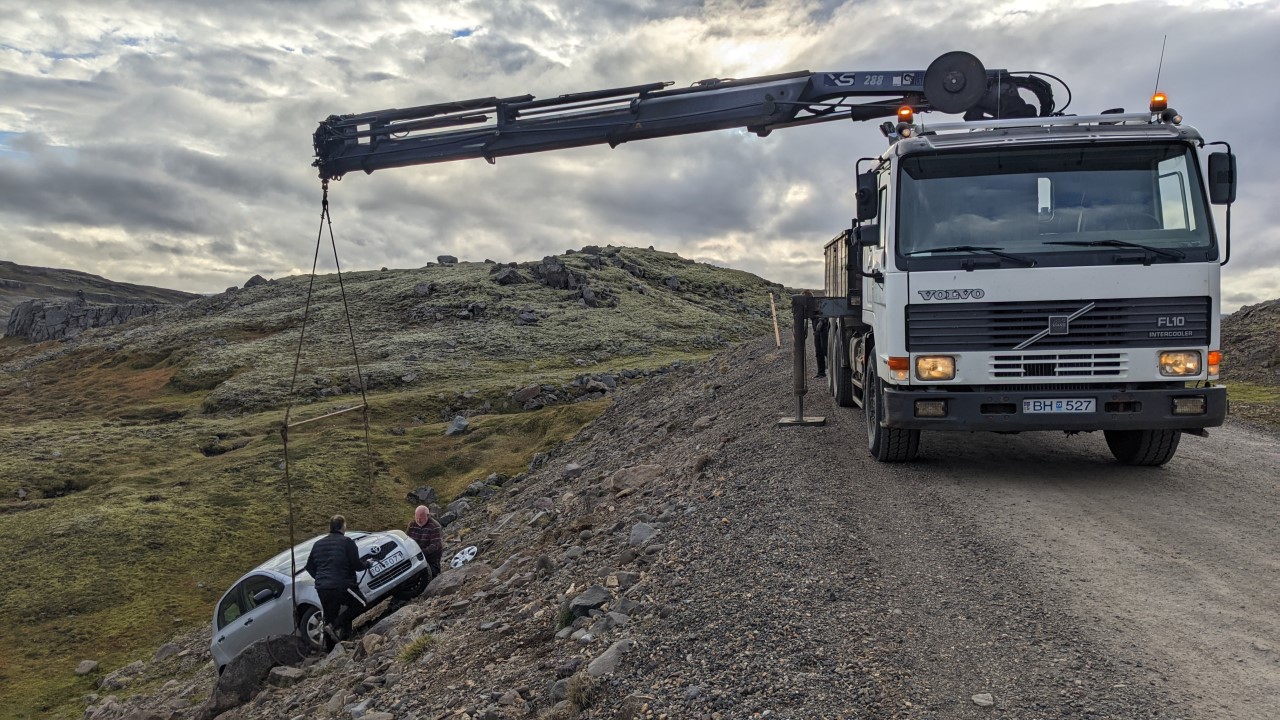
[778,293,825,427]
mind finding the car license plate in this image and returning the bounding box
[1022,398,1095,414]
[370,551,403,576]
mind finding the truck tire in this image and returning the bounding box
[865,358,920,462]
[834,333,855,408]
[1104,429,1181,466]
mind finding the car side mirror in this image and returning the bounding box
[252,588,277,604]
[855,171,878,221]
[1207,152,1236,205]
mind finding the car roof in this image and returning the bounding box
[255,530,375,575]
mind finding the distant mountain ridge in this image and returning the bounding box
[0,260,199,338]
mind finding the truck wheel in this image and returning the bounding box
[865,359,920,462]
[1104,429,1181,466]
[297,605,325,650]
[834,334,855,408]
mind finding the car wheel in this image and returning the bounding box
[297,605,325,650]
[393,567,432,602]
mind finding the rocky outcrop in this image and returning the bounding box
[5,298,169,342]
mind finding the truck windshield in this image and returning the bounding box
[896,143,1214,267]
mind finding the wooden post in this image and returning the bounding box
[769,292,781,348]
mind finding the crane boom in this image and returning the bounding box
[313,51,1054,180]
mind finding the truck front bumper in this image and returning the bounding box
[883,386,1228,432]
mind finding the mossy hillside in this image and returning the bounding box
[0,400,609,719]
[0,247,781,419]
[0,246,783,719]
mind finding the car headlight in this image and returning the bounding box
[914,355,956,381]
[1158,351,1201,376]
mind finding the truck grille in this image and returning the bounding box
[907,296,1209,352]
[990,352,1127,378]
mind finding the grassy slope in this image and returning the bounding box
[0,247,782,719]
[1220,299,1280,428]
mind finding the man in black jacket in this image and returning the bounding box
[304,515,372,643]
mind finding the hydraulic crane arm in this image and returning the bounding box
[313,51,1054,180]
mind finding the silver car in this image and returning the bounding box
[210,529,431,672]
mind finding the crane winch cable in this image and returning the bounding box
[279,179,376,645]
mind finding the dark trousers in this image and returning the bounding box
[426,554,441,579]
[318,585,366,636]
[813,324,829,375]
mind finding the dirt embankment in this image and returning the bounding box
[83,336,1279,720]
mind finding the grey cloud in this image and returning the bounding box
[1,0,1278,309]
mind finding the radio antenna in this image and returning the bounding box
[1152,35,1168,94]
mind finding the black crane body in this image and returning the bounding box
[312,51,1054,180]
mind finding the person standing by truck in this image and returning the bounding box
[803,290,830,379]
[305,514,372,642]
[406,505,443,579]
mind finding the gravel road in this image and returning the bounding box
[602,336,1278,719]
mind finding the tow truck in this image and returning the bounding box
[313,51,1236,466]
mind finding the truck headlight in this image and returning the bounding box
[1158,351,1201,376]
[914,355,956,381]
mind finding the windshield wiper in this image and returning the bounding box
[1043,239,1185,260]
[903,245,1036,267]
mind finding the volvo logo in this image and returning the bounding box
[918,288,985,301]
[1014,302,1096,350]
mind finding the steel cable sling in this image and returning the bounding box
[280,179,375,644]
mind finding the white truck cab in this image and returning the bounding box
[825,104,1234,465]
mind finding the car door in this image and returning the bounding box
[215,574,289,663]
[241,574,293,638]
[213,581,250,663]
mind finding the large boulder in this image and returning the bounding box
[569,585,612,616]
[587,639,635,677]
[530,256,582,290]
[406,486,438,505]
[199,635,308,719]
[445,416,469,436]
[493,267,527,285]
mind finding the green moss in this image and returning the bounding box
[397,632,437,664]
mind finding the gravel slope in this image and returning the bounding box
[88,335,1277,720]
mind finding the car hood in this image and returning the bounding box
[257,530,398,576]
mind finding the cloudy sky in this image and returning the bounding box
[2,0,1277,310]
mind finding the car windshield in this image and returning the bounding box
[259,531,370,575]
[896,143,1214,266]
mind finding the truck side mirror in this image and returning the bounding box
[854,224,880,247]
[855,172,878,221]
[1207,152,1236,205]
